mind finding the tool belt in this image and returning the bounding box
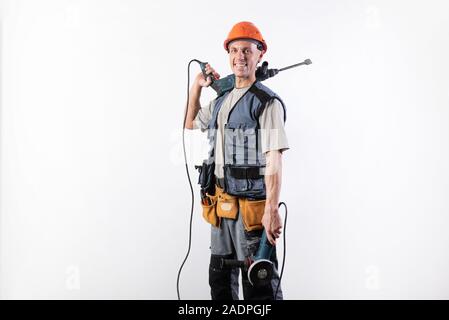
[200,186,266,231]
[196,161,266,231]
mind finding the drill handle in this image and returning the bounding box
[255,61,279,81]
[199,61,215,84]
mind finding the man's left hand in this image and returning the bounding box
[261,203,282,245]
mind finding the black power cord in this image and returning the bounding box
[176,59,198,300]
[177,59,288,301]
[275,201,287,300]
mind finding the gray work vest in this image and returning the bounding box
[206,81,286,199]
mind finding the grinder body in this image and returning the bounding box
[220,230,275,287]
[248,231,275,287]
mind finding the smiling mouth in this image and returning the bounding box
[234,62,247,68]
[234,64,248,69]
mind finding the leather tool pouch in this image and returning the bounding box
[238,198,266,231]
[215,186,239,220]
[201,193,220,227]
[196,161,219,227]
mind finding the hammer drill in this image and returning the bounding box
[197,59,312,95]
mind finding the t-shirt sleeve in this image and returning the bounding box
[193,100,214,132]
[259,99,290,154]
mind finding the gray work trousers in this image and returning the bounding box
[209,211,283,300]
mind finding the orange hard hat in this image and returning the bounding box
[223,21,267,53]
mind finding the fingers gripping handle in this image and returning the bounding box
[199,61,215,83]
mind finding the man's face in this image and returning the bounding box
[228,40,264,79]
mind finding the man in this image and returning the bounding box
[184,21,289,300]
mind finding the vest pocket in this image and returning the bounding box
[223,164,266,199]
[202,194,220,227]
[224,122,258,165]
[239,198,266,231]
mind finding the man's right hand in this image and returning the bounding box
[195,63,220,88]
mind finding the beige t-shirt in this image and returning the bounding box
[193,85,289,178]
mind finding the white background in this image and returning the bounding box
[1,0,449,299]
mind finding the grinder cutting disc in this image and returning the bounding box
[248,259,274,287]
